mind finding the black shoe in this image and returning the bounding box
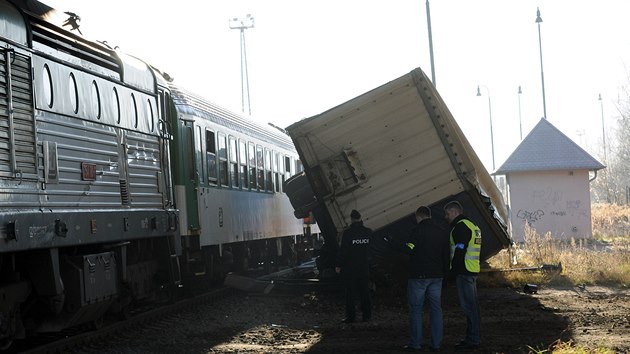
[455,341,479,351]
[362,316,371,322]
[401,345,421,352]
[340,317,355,324]
[428,347,441,352]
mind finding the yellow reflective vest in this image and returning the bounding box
[450,219,481,273]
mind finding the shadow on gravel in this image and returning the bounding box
[304,261,573,354]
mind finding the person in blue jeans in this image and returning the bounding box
[385,206,450,352]
[444,200,482,351]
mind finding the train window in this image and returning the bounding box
[275,152,282,192]
[197,126,205,183]
[91,80,101,119]
[265,149,273,192]
[287,156,294,177]
[248,142,256,190]
[186,127,195,180]
[206,130,217,184]
[229,136,238,188]
[42,65,53,108]
[146,99,154,132]
[239,140,248,188]
[68,73,78,114]
[256,145,264,191]
[112,88,120,124]
[296,159,304,173]
[285,156,291,173]
[218,133,228,187]
[131,93,138,128]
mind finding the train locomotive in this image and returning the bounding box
[0,0,313,348]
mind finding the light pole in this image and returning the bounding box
[229,14,254,115]
[598,93,607,164]
[599,93,610,202]
[536,8,547,119]
[477,85,495,173]
[426,0,436,86]
[518,85,523,140]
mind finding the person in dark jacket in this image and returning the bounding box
[386,206,450,352]
[444,200,481,351]
[335,209,373,323]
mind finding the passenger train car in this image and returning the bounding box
[168,86,311,280]
[0,0,313,348]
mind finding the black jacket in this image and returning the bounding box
[449,214,478,276]
[336,221,373,278]
[397,218,450,279]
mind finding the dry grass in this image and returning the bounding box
[528,339,617,354]
[485,204,630,353]
[487,203,630,288]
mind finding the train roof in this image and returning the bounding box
[5,0,162,93]
[169,84,295,152]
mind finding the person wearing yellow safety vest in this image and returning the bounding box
[444,200,481,351]
[384,206,449,352]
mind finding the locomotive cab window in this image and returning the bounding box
[229,136,238,188]
[218,133,228,187]
[206,130,217,184]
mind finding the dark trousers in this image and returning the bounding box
[344,276,371,320]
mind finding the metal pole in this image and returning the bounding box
[536,8,547,119]
[599,93,610,202]
[426,0,436,86]
[477,85,495,172]
[239,29,245,113]
[518,85,523,140]
[242,30,252,116]
[229,15,254,115]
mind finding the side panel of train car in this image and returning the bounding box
[0,0,177,346]
[169,87,319,276]
[285,68,512,262]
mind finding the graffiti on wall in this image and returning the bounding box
[516,209,545,224]
[531,187,563,207]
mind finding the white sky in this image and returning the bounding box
[43,0,630,173]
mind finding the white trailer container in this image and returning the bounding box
[285,68,511,260]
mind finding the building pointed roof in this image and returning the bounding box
[494,118,605,174]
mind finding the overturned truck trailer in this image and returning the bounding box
[284,67,512,264]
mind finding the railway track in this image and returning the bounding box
[10,261,330,354]
[14,286,238,354]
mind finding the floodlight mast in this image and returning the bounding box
[229,14,254,115]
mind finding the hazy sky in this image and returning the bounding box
[43,0,630,172]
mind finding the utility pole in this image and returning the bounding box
[229,14,254,115]
[426,0,436,86]
[535,8,547,119]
